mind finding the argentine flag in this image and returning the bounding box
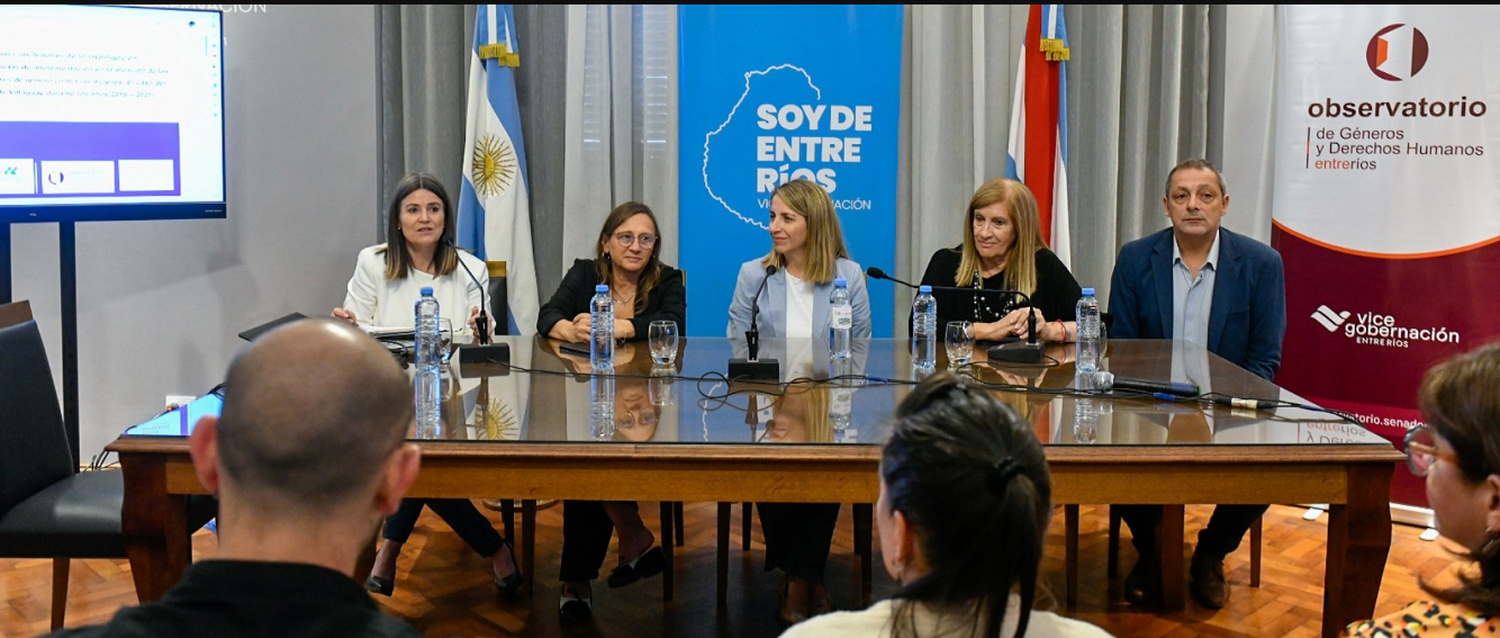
[1005,4,1072,268]
[458,4,538,336]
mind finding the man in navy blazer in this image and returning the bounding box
[1108,159,1287,611]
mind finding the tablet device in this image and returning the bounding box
[238,312,308,342]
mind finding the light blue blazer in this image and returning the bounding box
[726,257,872,339]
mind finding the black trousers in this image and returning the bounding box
[559,500,637,582]
[1116,503,1269,560]
[757,503,841,582]
[381,498,505,558]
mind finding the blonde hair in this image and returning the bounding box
[956,178,1045,297]
[762,179,849,284]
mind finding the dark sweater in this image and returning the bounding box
[46,560,421,638]
[536,258,687,341]
[916,247,1083,328]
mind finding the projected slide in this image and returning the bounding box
[0,5,225,219]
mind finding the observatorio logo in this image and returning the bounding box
[1314,305,1459,349]
[1366,24,1429,82]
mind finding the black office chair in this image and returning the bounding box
[0,300,214,630]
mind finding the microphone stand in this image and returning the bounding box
[865,266,1044,365]
[453,244,511,366]
[729,265,781,382]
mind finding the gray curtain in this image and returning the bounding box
[561,5,679,273]
[376,5,474,241]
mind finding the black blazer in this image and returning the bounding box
[536,259,687,341]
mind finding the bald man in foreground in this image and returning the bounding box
[50,319,424,637]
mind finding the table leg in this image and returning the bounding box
[1322,465,1393,638]
[853,503,872,606]
[121,455,190,602]
[522,499,536,596]
[717,503,730,607]
[1157,505,1185,611]
[660,502,675,601]
[1065,504,1079,607]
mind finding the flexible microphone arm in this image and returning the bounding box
[728,265,782,382]
[748,265,777,361]
[452,245,491,345]
[865,266,1038,346]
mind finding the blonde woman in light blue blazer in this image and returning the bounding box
[723,178,869,625]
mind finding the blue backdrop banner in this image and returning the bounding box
[678,5,904,337]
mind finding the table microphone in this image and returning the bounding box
[452,242,510,365]
[1090,371,1200,398]
[1210,395,1278,411]
[729,265,780,382]
[865,266,1042,364]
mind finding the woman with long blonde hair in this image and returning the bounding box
[726,179,868,625]
[917,178,1083,343]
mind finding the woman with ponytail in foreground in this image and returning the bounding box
[782,372,1111,638]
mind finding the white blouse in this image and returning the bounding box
[783,270,817,339]
[780,597,1114,638]
[341,244,488,331]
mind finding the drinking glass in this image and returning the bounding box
[649,320,679,366]
[945,321,974,366]
[437,318,454,362]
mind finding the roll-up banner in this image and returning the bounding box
[678,5,904,337]
[1272,6,1500,507]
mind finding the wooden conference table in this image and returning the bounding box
[108,336,1400,638]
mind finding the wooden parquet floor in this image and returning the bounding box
[0,503,1460,637]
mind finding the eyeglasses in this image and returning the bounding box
[613,233,657,248]
[616,407,659,429]
[1404,426,1462,477]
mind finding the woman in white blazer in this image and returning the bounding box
[724,178,869,625]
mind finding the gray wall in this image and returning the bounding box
[13,5,380,460]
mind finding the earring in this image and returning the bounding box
[1483,528,1500,558]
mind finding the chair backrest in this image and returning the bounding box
[0,300,73,516]
[487,261,509,336]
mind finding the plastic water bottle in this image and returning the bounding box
[415,287,442,438]
[590,284,614,372]
[1073,372,1099,443]
[1075,287,1101,373]
[911,285,937,371]
[590,374,616,441]
[829,277,853,359]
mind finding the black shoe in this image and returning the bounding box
[606,546,665,589]
[365,574,395,597]
[558,585,593,623]
[493,539,524,597]
[1122,556,1159,606]
[1190,551,1229,609]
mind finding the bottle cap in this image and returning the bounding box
[1082,287,1095,296]
[420,287,434,296]
[596,284,609,293]
[919,285,932,293]
[834,277,847,287]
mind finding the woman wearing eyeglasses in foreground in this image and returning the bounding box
[782,372,1111,638]
[1342,341,1500,637]
[536,201,686,622]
